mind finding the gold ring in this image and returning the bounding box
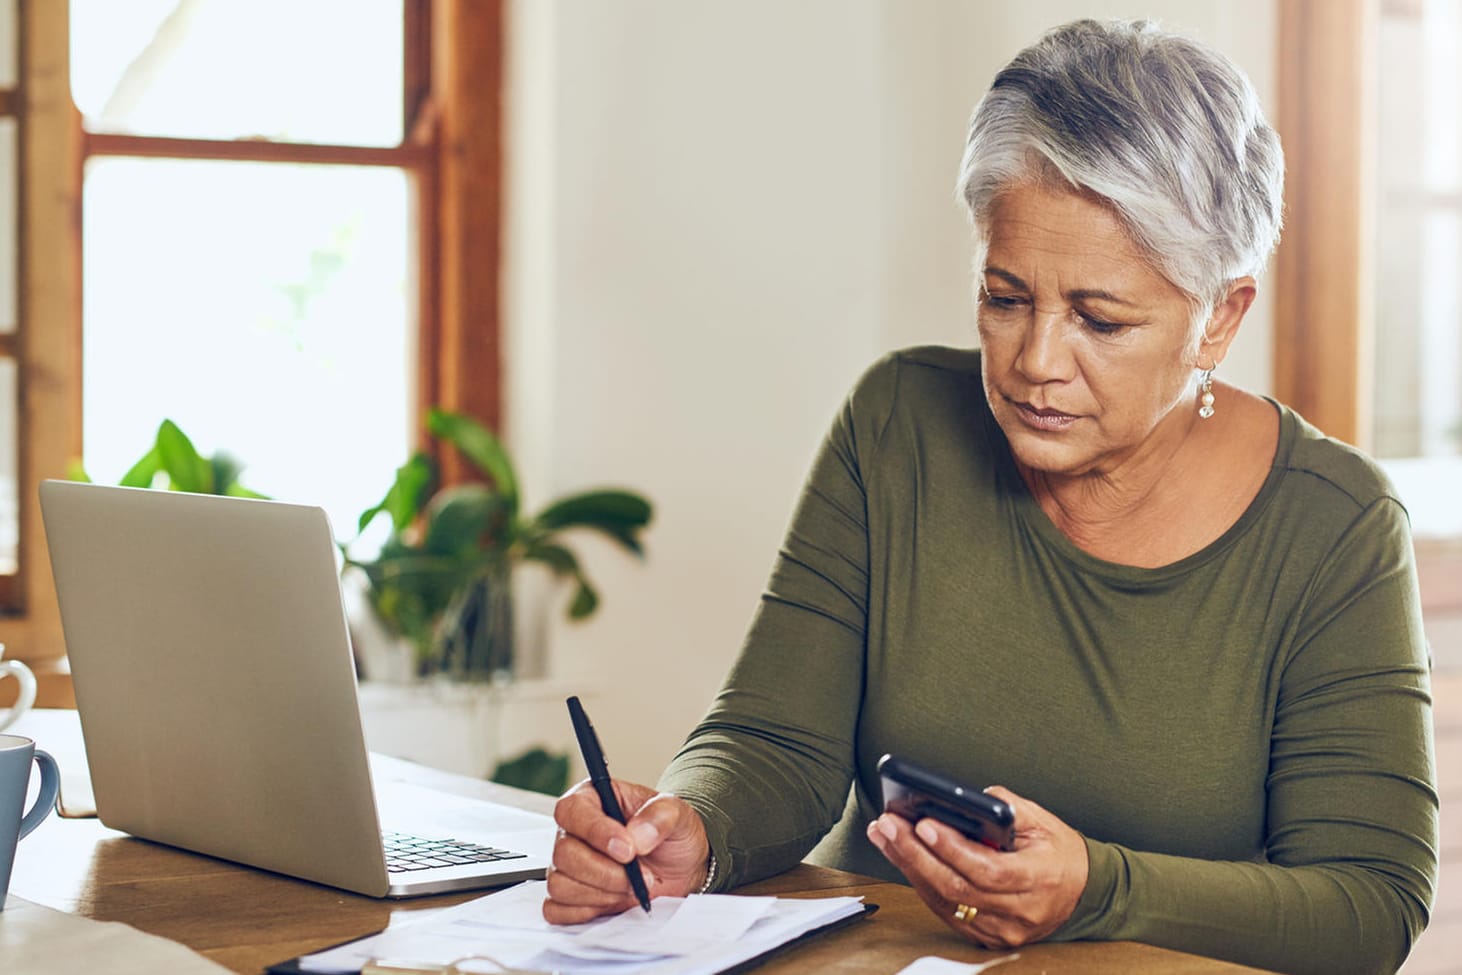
[953,902,978,923]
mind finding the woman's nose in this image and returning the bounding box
[1013,312,1077,384]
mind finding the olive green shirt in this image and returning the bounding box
[658,346,1437,975]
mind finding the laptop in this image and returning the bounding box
[38,479,554,898]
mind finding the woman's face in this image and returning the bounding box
[977,182,1220,479]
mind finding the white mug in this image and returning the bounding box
[0,646,35,734]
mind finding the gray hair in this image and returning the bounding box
[958,19,1284,315]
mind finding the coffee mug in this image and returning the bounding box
[0,644,36,733]
[0,734,59,910]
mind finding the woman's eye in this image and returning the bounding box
[982,293,1025,310]
[1080,314,1127,336]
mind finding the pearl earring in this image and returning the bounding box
[1198,369,1215,419]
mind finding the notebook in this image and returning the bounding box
[38,479,554,898]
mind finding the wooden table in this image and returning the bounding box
[11,756,1277,975]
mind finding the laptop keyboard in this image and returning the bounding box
[383,831,529,873]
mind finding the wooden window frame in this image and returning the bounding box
[0,29,26,613]
[1274,0,1377,451]
[0,0,502,705]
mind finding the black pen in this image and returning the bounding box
[566,695,652,913]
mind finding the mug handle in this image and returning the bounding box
[0,660,36,732]
[18,749,59,840]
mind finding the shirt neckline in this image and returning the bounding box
[982,390,1295,585]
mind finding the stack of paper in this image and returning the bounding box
[295,881,866,975]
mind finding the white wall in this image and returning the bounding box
[504,0,1279,783]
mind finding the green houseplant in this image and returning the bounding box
[345,408,653,682]
[68,418,269,498]
[70,415,587,793]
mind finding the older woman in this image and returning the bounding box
[544,19,1437,975]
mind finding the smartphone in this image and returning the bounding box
[877,753,1016,852]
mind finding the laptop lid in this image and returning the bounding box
[39,480,551,898]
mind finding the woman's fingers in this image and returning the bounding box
[555,779,649,862]
[542,862,642,926]
[867,815,1030,947]
[870,813,1011,897]
[544,779,711,923]
[545,781,654,923]
[549,829,654,893]
[885,840,1022,949]
[867,786,1089,948]
[916,883,1026,949]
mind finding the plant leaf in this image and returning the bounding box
[422,484,506,557]
[533,489,652,531]
[568,576,599,619]
[358,452,435,534]
[427,409,520,515]
[521,540,578,577]
[521,542,599,621]
[65,459,93,483]
[210,453,241,493]
[386,454,435,529]
[155,420,213,493]
[118,446,162,488]
[491,747,570,796]
[531,489,652,557]
[356,548,474,637]
[586,521,650,557]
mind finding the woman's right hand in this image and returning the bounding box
[542,777,711,925]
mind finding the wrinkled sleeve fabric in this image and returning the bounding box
[1057,496,1438,975]
[656,354,897,891]
[656,347,1437,975]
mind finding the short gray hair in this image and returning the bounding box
[958,19,1284,313]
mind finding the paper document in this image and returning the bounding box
[571,893,775,956]
[296,881,865,975]
[894,955,1020,975]
[0,896,233,975]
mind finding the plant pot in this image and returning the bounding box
[357,676,583,781]
[342,566,423,684]
[435,569,515,682]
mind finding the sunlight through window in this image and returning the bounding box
[1376,0,1462,536]
[72,1,412,541]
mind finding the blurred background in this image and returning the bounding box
[0,0,1455,803]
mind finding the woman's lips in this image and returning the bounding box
[1012,400,1079,431]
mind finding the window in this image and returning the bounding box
[0,0,19,597]
[73,1,416,536]
[1274,0,1374,449]
[0,1,503,693]
[1373,0,1462,537]
[1276,0,1462,660]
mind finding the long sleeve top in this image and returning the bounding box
[657,346,1438,975]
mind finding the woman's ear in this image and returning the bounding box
[1198,276,1257,367]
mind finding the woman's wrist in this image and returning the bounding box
[696,849,718,894]
[672,793,718,894]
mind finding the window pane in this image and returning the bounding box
[82,158,412,539]
[70,0,404,147]
[1374,0,1462,540]
[0,0,16,89]
[1375,0,1462,460]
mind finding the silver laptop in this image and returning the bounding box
[39,479,553,898]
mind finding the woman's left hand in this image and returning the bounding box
[866,786,1088,949]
